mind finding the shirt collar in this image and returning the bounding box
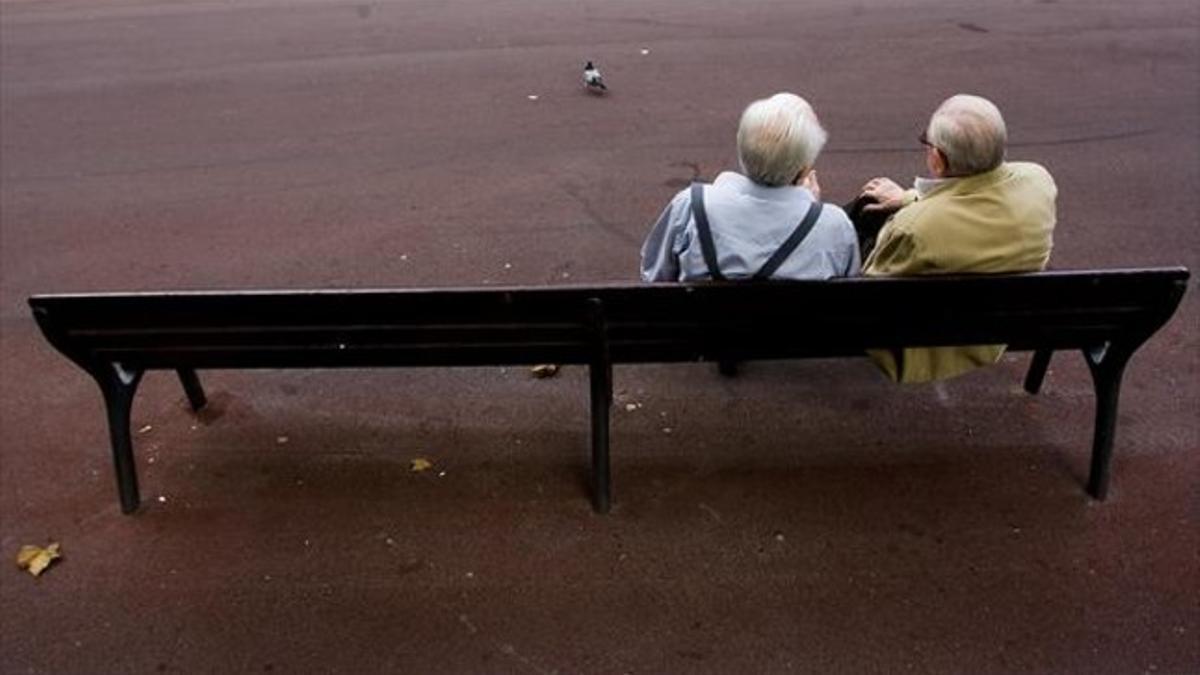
[914,175,959,198]
[714,171,815,201]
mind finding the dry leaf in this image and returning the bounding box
[530,364,559,379]
[411,458,433,472]
[16,543,61,577]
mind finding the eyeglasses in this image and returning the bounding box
[919,131,949,162]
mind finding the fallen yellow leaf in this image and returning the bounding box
[530,364,559,378]
[410,458,433,472]
[15,543,61,577]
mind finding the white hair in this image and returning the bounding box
[736,93,828,187]
[926,94,1007,176]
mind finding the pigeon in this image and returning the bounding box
[583,61,607,93]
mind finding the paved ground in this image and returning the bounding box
[1,0,1197,672]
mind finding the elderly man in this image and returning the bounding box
[852,94,1058,383]
[641,93,859,282]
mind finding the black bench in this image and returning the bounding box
[29,267,1188,515]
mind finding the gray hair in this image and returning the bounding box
[736,93,828,187]
[926,94,1007,176]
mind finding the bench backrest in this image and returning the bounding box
[29,268,1189,372]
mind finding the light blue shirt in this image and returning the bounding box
[640,171,861,282]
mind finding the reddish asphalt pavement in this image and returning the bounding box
[1,0,1197,672]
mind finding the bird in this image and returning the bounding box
[583,61,607,93]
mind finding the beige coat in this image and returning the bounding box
[863,161,1057,383]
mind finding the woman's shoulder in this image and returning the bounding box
[814,201,855,236]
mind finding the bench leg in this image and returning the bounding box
[590,359,612,514]
[177,368,207,412]
[1023,348,1053,394]
[587,298,612,514]
[95,363,145,514]
[1082,343,1131,500]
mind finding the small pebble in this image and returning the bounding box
[640,48,651,55]
[662,427,673,434]
[138,425,153,434]
[276,436,289,445]
[527,94,539,101]
[157,495,167,503]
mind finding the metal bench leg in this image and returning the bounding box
[177,368,207,411]
[1023,348,1053,394]
[587,299,612,514]
[590,360,612,513]
[1082,343,1131,500]
[95,362,145,514]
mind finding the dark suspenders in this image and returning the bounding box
[689,183,726,280]
[689,182,825,281]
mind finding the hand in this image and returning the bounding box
[860,177,906,212]
[800,169,821,201]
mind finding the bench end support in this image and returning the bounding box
[95,362,145,515]
[1082,343,1131,501]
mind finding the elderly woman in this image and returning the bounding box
[640,93,859,282]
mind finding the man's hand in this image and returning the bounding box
[860,177,906,213]
[800,169,821,201]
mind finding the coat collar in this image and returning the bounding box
[915,163,1010,199]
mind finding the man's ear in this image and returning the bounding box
[927,148,948,178]
[793,166,811,185]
